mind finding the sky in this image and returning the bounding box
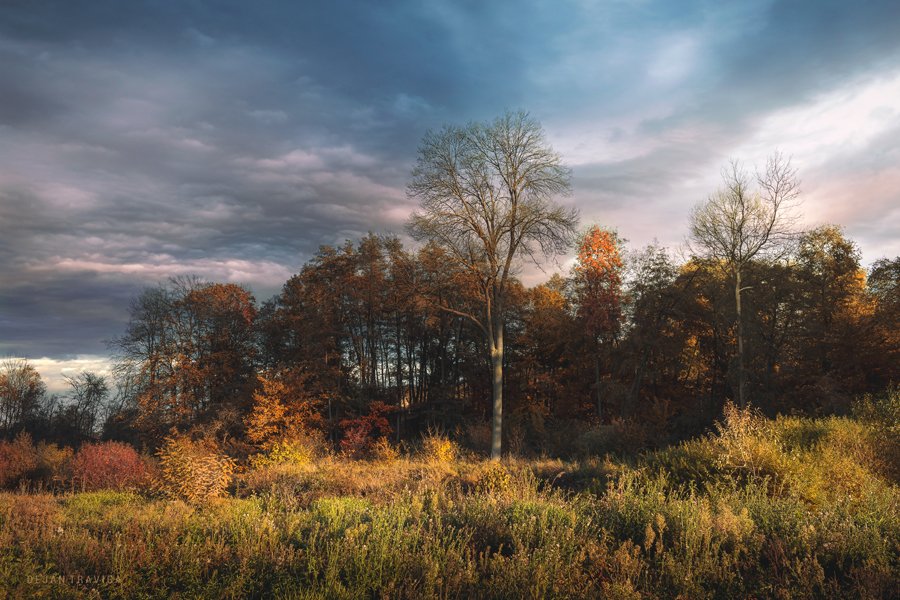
[1,0,899,391]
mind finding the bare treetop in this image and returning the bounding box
[407,111,577,297]
[688,151,801,407]
[406,110,577,458]
[689,152,800,271]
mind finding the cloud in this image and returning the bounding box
[7,356,116,394]
[1,0,899,363]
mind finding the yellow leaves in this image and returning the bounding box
[529,281,567,311]
[156,435,236,504]
[420,431,459,463]
[249,438,315,469]
[245,372,322,448]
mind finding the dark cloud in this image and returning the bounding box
[1,0,898,364]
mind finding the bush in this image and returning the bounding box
[70,441,148,492]
[0,432,38,488]
[476,462,511,495]
[157,435,236,503]
[575,419,648,457]
[853,387,900,481]
[33,442,73,486]
[420,430,458,463]
[714,403,790,486]
[249,436,317,469]
[369,437,400,463]
[339,401,394,459]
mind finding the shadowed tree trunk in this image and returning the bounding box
[689,153,799,407]
[407,111,577,459]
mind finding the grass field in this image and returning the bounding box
[1,400,898,599]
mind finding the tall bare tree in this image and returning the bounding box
[689,152,799,407]
[407,110,577,458]
[64,371,109,438]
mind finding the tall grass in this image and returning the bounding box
[0,397,897,598]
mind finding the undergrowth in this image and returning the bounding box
[0,393,897,599]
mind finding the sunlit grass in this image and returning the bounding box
[0,404,897,598]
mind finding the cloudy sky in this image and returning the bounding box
[1,0,899,390]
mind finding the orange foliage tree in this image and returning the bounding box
[245,371,324,449]
[572,226,624,420]
[115,277,257,444]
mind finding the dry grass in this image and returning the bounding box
[0,399,897,598]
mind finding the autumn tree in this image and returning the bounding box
[0,358,45,435]
[739,258,803,410]
[110,284,173,440]
[791,226,871,406]
[668,259,734,419]
[407,111,578,458]
[516,274,578,417]
[179,281,257,430]
[867,257,900,387]
[245,372,323,449]
[112,278,257,443]
[689,153,799,407]
[572,226,625,420]
[795,226,864,370]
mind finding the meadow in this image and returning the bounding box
[1,394,897,599]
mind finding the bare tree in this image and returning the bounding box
[64,371,109,438]
[689,152,800,407]
[407,110,578,458]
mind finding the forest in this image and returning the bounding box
[1,113,898,599]
[3,198,898,458]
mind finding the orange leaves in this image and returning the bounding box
[246,371,323,448]
[184,283,257,327]
[572,225,625,341]
[574,226,624,277]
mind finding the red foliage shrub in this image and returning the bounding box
[71,441,148,491]
[339,401,394,458]
[0,432,38,488]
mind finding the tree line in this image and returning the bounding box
[1,112,897,457]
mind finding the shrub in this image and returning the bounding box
[339,401,394,458]
[575,419,648,457]
[852,387,900,481]
[713,402,790,486]
[157,435,236,503]
[70,442,148,491]
[643,437,721,487]
[0,432,38,488]
[249,436,316,469]
[34,442,74,486]
[476,462,511,495]
[420,430,458,463]
[370,437,400,463]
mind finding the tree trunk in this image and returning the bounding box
[735,268,746,407]
[627,346,649,416]
[490,319,504,460]
[595,353,602,422]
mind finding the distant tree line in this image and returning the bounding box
[1,112,897,457]
[1,225,896,454]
